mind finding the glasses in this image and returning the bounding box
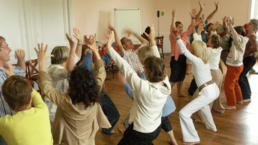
[0,46,9,50]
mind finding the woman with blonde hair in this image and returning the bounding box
[173,12,220,145]
[191,21,225,124]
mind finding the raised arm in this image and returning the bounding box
[73,28,83,59]
[206,1,219,22]
[195,1,205,21]
[36,43,64,106]
[143,24,160,58]
[109,24,124,57]
[87,35,106,92]
[66,33,79,72]
[124,29,147,46]
[15,49,26,72]
[171,8,176,29]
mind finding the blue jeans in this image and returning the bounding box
[0,136,7,145]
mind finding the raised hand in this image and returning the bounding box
[123,29,134,38]
[66,33,76,49]
[227,17,234,26]
[144,24,155,40]
[212,21,220,31]
[108,23,116,31]
[197,22,205,34]
[192,19,202,29]
[73,28,82,42]
[214,1,219,11]
[2,63,14,77]
[105,29,114,50]
[172,8,176,17]
[87,34,97,52]
[199,1,205,11]
[15,49,25,60]
[34,43,53,63]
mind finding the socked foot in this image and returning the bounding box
[118,122,126,134]
[225,106,236,110]
[167,139,178,145]
[183,141,200,145]
[243,99,251,102]
[237,101,243,105]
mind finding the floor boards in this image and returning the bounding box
[95,54,258,145]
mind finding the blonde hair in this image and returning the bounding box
[191,41,209,64]
[137,46,155,63]
[251,19,258,31]
[51,46,69,64]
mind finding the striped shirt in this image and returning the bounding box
[0,66,26,117]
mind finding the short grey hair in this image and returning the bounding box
[251,19,258,31]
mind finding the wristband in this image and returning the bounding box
[135,33,137,36]
[175,36,180,40]
[192,17,195,19]
[69,55,75,58]
[77,44,82,45]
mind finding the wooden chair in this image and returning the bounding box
[155,36,164,59]
[11,64,34,87]
[25,59,39,88]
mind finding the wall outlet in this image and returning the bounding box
[161,11,165,17]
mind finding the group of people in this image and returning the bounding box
[0,1,257,145]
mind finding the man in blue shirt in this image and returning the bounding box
[0,36,26,145]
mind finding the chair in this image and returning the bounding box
[155,36,164,59]
[25,59,39,88]
[11,64,34,87]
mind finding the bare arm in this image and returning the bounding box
[73,28,83,59]
[206,1,219,22]
[195,1,205,21]
[124,29,147,46]
[15,49,26,72]
[171,8,176,28]
[66,33,77,72]
[109,24,124,57]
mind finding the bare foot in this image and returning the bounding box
[225,106,236,110]
[237,101,243,105]
[243,99,251,102]
[183,141,200,145]
[167,139,178,145]
[118,122,126,134]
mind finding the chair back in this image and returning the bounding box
[25,59,39,80]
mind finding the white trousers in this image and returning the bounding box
[179,83,219,142]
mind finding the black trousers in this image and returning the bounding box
[161,116,172,132]
[118,123,161,145]
[239,55,256,100]
[188,78,198,96]
[100,92,120,135]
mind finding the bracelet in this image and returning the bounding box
[192,17,195,19]
[175,36,180,40]
[134,33,137,36]
[77,44,82,45]
[69,55,75,58]
[215,9,218,12]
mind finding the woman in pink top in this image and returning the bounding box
[169,8,193,97]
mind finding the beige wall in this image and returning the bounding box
[73,0,251,52]
[191,0,251,26]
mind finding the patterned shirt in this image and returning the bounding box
[122,46,144,74]
[0,66,26,117]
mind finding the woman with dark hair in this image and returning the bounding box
[224,18,249,109]
[106,25,171,145]
[169,8,193,97]
[239,19,258,102]
[36,35,111,144]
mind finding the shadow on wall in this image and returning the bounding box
[97,11,111,40]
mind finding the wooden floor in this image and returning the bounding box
[95,54,258,145]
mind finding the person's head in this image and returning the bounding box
[0,36,12,66]
[120,37,134,50]
[207,34,221,48]
[207,23,214,33]
[191,40,209,64]
[137,46,155,63]
[234,26,246,36]
[144,56,165,82]
[68,66,101,108]
[175,21,183,34]
[247,19,258,32]
[2,75,32,112]
[50,46,69,65]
